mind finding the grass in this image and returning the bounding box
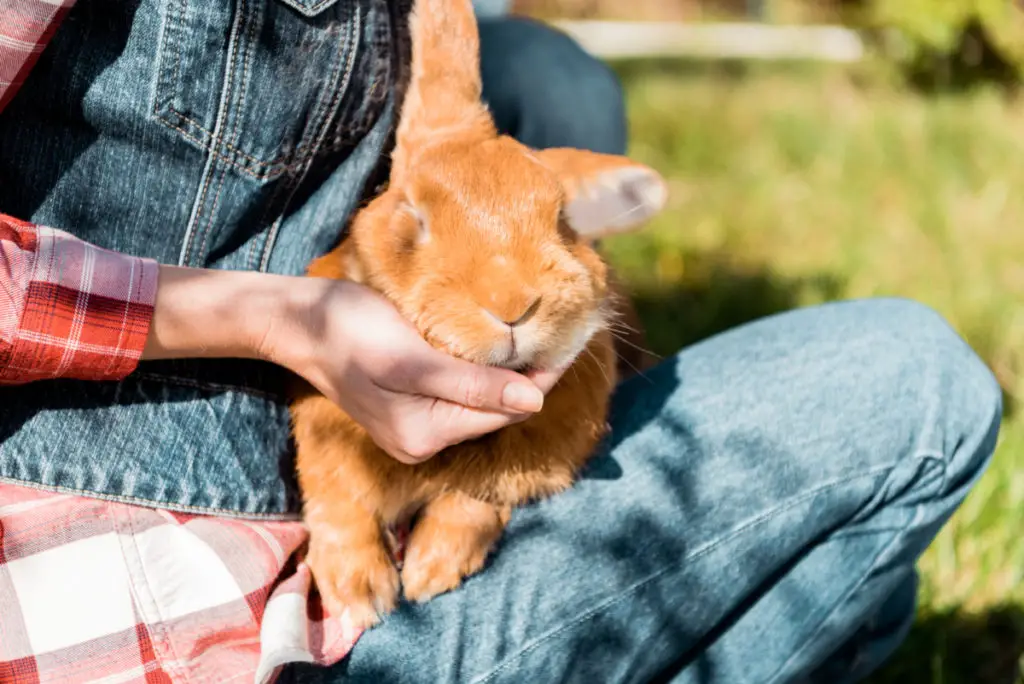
[607,59,1024,683]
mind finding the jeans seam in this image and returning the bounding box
[763,450,946,684]
[765,511,923,684]
[470,466,894,684]
[171,0,188,119]
[828,453,945,541]
[914,449,948,492]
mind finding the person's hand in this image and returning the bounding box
[268,278,566,464]
[142,266,566,463]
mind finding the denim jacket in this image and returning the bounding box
[0,0,410,519]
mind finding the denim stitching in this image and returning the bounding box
[258,1,362,271]
[764,503,926,684]
[151,0,187,120]
[471,466,895,684]
[155,0,292,172]
[195,0,257,263]
[248,171,293,269]
[767,433,996,683]
[152,0,374,180]
[154,116,284,179]
[179,137,225,265]
[255,6,354,270]
[194,0,260,264]
[151,0,283,175]
[129,371,286,401]
[172,0,188,112]
[155,109,382,181]
[161,105,363,170]
[195,166,227,267]
[829,453,944,540]
[162,110,284,167]
[177,0,247,266]
[279,0,341,18]
[0,476,302,520]
[153,2,379,194]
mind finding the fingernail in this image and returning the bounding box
[502,382,544,413]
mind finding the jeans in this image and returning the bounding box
[479,17,628,155]
[472,0,512,19]
[283,298,1001,684]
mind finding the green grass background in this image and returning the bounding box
[607,59,1024,683]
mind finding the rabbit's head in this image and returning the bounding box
[341,0,667,372]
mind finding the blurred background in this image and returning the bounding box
[486,1,1024,683]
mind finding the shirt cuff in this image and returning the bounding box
[3,224,159,383]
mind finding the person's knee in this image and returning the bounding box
[478,17,627,153]
[517,22,624,120]
[870,298,1001,420]
[853,297,1002,484]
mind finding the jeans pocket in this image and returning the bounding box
[151,0,371,181]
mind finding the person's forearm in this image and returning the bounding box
[142,265,314,363]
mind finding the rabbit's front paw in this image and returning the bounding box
[307,527,400,630]
[400,493,509,603]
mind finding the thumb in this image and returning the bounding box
[411,353,545,414]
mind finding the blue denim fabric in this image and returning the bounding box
[284,298,1001,683]
[479,17,628,155]
[0,0,400,517]
[471,0,512,19]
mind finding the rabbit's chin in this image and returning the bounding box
[424,308,608,374]
[498,310,607,374]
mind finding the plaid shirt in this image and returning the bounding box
[1,3,367,681]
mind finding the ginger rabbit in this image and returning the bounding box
[291,0,668,628]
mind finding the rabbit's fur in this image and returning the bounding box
[291,0,667,628]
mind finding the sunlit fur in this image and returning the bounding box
[344,136,615,373]
[289,0,666,630]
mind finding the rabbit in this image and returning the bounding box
[290,0,668,629]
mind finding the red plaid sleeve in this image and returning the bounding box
[0,0,77,113]
[0,214,159,384]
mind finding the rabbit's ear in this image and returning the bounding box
[535,148,668,239]
[392,0,495,179]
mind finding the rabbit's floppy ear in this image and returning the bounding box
[535,148,668,240]
[392,0,495,179]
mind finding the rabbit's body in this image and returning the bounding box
[291,0,666,628]
[292,323,615,620]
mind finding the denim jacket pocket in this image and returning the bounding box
[152,0,365,181]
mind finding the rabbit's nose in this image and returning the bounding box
[483,296,541,328]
